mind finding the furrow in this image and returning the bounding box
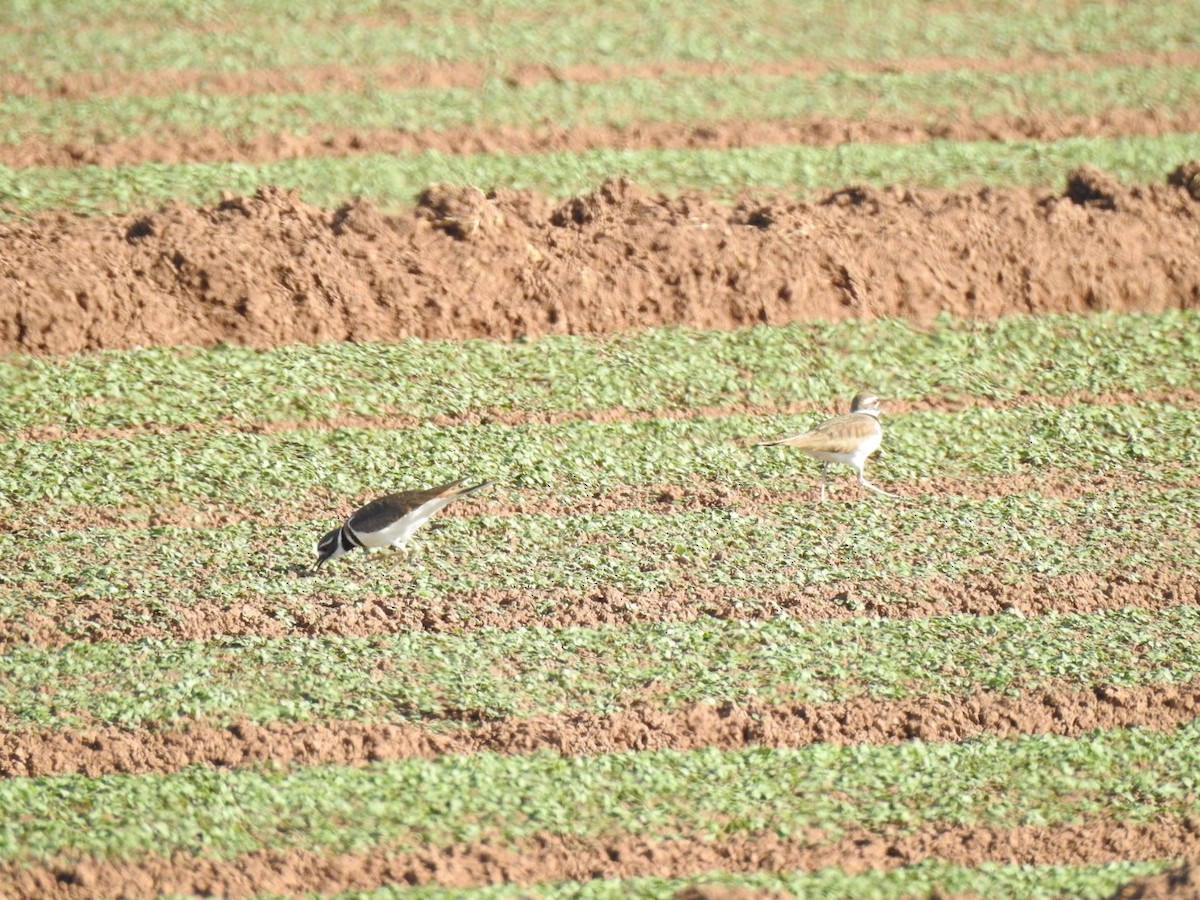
[5,49,1200,100]
[2,679,1197,778]
[7,467,1200,535]
[8,111,1200,171]
[5,567,1195,649]
[0,820,1195,899]
[10,387,1200,444]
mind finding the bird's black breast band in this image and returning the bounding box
[341,525,363,550]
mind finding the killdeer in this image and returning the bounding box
[314,478,494,570]
[760,393,897,502]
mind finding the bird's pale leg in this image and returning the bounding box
[858,470,899,499]
[818,463,829,503]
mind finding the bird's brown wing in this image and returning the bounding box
[347,478,473,533]
[763,413,878,454]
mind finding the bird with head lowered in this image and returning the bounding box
[315,478,494,571]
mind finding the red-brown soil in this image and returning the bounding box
[4,51,1198,171]
[5,461,1198,536]
[5,111,1196,170]
[4,558,1194,649]
[3,680,1198,779]
[6,51,1199,102]
[1114,865,1200,899]
[2,166,1199,356]
[3,818,1198,899]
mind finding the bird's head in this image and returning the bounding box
[850,393,884,418]
[314,527,346,570]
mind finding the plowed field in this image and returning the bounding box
[2,2,1200,897]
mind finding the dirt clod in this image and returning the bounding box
[1168,160,1200,201]
[1065,164,1124,210]
[415,183,507,240]
[1111,864,1199,899]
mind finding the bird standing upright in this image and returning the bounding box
[760,393,896,502]
[314,478,494,570]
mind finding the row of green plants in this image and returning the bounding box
[2,605,1196,728]
[4,134,1196,214]
[4,488,1195,617]
[5,313,1196,430]
[7,64,1199,144]
[6,0,1194,79]
[5,404,1194,511]
[3,723,1199,859]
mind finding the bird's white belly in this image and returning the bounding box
[355,497,456,548]
[806,448,856,466]
[806,430,881,468]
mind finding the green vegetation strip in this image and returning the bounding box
[4,724,1200,860]
[0,0,507,28]
[2,484,1195,633]
[5,0,1197,79]
[341,860,1171,900]
[7,65,1200,145]
[3,605,1199,728]
[3,484,1196,619]
[3,401,1195,511]
[4,134,1197,215]
[4,313,1195,431]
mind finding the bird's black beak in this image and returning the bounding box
[313,554,328,573]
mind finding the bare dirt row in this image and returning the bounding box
[7,110,1196,170]
[6,50,1198,101]
[3,817,1197,899]
[4,169,1199,356]
[5,567,1192,649]
[5,466,1196,537]
[4,679,1198,778]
